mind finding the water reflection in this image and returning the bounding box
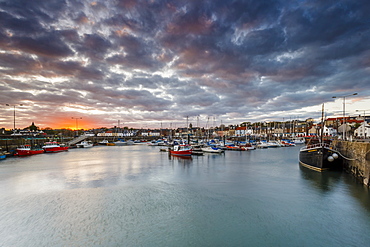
[299,164,342,192]
[341,173,370,213]
[168,155,192,160]
[169,155,193,168]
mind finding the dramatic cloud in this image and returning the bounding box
[0,0,369,129]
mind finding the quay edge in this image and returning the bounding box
[333,140,370,187]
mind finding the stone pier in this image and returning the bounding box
[333,140,370,186]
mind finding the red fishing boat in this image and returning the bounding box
[15,145,44,156]
[42,142,69,153]
[170,145,193,156]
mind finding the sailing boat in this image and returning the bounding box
[299,104,342,171]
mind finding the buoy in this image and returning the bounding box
[332,153,339,159]
[328,156,334,162]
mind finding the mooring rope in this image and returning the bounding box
[329,146,357,161]
[336,151,356,161]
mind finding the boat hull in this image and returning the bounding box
[299,146,342,172]
[202,147,224,153]
[76,145,93,148]
[113,142,127,146]
[170,150,192,156]
[16,149,44,156]
[43,147,69,153]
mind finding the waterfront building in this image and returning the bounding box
[354,121,370,138]
[235,126,246,136]
[323,126,337,136]
[97,132,124,137]
[10,129,45,136]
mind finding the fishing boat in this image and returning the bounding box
[170,145,193,156]
[299,141,342,171]
[42,142,69,153]
[76,141,94,148]
[299,104,342,171]
[15,145,44,156]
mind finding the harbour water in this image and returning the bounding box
[0,145,369,246]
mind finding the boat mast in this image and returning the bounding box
[320,104,324,145]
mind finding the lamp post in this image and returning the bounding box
[5,104,23,131]
[332,93,357,140]
[72,117,82,136]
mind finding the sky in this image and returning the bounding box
[1,0,370,130]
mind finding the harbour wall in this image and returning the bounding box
[333,141,370,187]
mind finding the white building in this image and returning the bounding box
[354,122,370,138]
[323,126,337,136]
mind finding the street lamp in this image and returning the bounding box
[5,104,23,131]
[72,117,82,136]
[332,93,357,140]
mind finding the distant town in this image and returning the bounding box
[1,114,369,139]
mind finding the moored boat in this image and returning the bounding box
[76,141,94,148]
[281,140,296,146]
[98,140,115,146]
[299,104,342,172]
[191,145,204,155]
[201,146,224,153]
[113,139,127,146]
[224,145,246,151]
[243,143,256,150]
[0,149,6,160]
[15,145,44,156]
[42,142,69,153]
[170,145,193,156]
[292,137,305,144]
[256,142,269,149]
[299,142,342,172]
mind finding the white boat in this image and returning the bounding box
[126,140,135,145]
[98,140,115,146]
[76,141,94,148]
[148,140,167,146]
[256,142,269,149]
[113,139,128,146]
[244,143,256,150]
[292,138,305,144]
[98,140,109,145]
[201,146,224,153]
[266,141,281,148]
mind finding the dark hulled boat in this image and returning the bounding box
[299,104,342,172]
[299,142,342,172]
